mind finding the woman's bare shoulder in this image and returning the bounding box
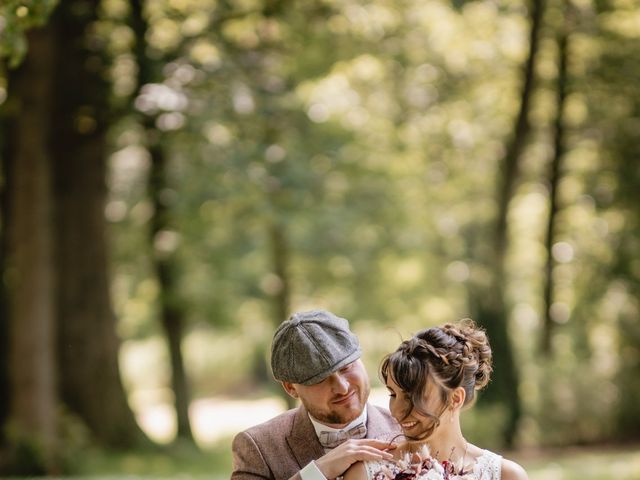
[501,458,528,480]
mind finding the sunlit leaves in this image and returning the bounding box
[3,0,632,446]
[600,8,640,38]
[147,17,182,51]
[0,0,58,66]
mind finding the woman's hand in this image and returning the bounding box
[315,439,396,479]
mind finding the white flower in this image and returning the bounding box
[431,461,445,475]
[418,444,432,459]
[418,468,445,480]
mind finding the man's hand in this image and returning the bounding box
[314,439,396,479]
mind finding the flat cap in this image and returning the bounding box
[271,310,361,386]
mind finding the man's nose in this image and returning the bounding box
[330,372,350,394]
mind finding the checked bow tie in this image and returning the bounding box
[318,422,367,449]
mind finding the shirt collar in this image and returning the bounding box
[308,406,368,439]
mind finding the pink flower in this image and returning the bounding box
[372,446,473,480]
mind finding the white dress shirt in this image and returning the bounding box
[300,409,368,480]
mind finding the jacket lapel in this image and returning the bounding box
[287,405,325,468]
[365,404,400,443]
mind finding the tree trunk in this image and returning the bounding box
[473,0,545,447]
[0,84,12,451]
[49,1,147,447]
[493,0,545,254]
[270,221,291,328]
[148,143,195,442]
[268,220,296,409]
[541,0,571,356]
[2,25,59,474]
[129,0,195,443]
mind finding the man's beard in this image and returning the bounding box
[313,410,352,425]
[304,385,370,425]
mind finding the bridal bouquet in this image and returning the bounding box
[372,445,477,480]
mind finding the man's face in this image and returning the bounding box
[284,359,370,428]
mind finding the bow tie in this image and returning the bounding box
[318,422,367,449]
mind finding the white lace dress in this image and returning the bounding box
[364,449,503,480]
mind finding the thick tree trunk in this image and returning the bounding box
[542,1,571,356]
[0,86,11,450]
[474,0,545,447]
[2,25,59,474]
[49,1,147,447]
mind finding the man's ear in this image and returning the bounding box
[281,381,299,399]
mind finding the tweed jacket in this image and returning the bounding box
[231,403,400,480]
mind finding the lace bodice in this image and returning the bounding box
[474,449,502,479]
[364,449,502,480]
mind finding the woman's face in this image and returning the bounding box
[386,374,446,439]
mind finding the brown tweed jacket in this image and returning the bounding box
[231,403,400,480]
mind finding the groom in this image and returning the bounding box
[231,310,400,480]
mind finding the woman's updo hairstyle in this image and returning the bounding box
[380,319,492,431]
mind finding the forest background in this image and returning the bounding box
[0,0,639,478]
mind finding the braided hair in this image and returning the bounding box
[380,319,493,440]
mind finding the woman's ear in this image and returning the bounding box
[450,387,466,409]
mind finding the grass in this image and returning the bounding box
[3,441,639,479]
[515,444,640,480]
[70,439,233,479]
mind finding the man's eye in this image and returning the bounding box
[340,363,353,373]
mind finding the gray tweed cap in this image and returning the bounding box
[271,310,362,386]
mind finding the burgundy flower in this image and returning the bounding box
[371,445,475,480]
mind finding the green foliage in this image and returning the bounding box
[2,420,52,475]
[1,402,94,475]
[3,0,640,454]
[0,0,58,67]
[101,0,640,448]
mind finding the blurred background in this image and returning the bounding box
[0,0,639,478]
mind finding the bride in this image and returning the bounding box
[344,319,528,480]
